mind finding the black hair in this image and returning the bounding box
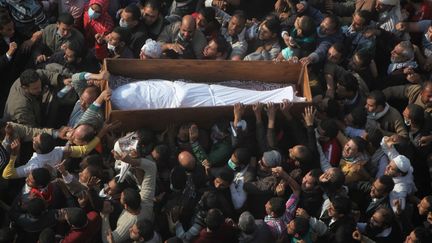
[31,167,51,188]
[351,136,367,153]
[124,4,141,21]
[57,13,74,26]
[326,99,341,119]
[232,10,246,23]
[354,10,371,26]
[141,0,161,11]
[421,80,432,91]
[27,198,46,217]
[412,227,432,242]
[407,104,425,127]
[269,197,286,217]
[349,106,367,129]
[319,119,339,139]
[202,191,220,210]
[85,165,102,179]
[367,90,386,108]
[309,168,323,180]
[67,208,88,228]
[216,168,234,184]
[170,166,187,191]
[36,133,55,154]
[81,154,104,169]
[376,207,393,227]
[213,35,231,54]
[378,175,395,194]
[365,127,383,149]
[153,144,170,163]
[324,14,340,31]
[320,168,345,194]
[65,40,87,59]
[330,196,351,216]
[113,174,139,194]
[122,188,141,211]
[198,7,216,21]
[234,147,251,165]
[354,50,372,67]
[298,15,315,36]
[263,17,281,35]
[424,196,432,212]
[339,73,358,93]
[137,220,155,240]
[292,217,310,238]
[20,69,40,86]
[112,27,132,45]
[205,208,224,231]
[38,228,55,243]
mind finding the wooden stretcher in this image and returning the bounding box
[102,58,312,131]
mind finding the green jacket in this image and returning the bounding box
[191,139,232,168]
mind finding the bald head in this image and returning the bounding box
[81,86,100,111]
[180,15,196,41]
[71,124,95,145]
[178,151,196,170]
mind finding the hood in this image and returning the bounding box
[89,0,110,12]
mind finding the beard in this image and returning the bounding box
[365,223,385,237]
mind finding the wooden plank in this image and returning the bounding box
[104,58,302,83]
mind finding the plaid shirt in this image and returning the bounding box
[264,193,299,239]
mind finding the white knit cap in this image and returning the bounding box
[141,38,162,59]
[378,0,399,6]
[393,155,411,173]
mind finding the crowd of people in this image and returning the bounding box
[1,0,432,242]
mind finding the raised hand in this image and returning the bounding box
[302,106,316,127]
[189,124,199,143]
[10,139,20,156]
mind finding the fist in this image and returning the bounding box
[7,42,18,56]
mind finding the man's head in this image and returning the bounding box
[213,168,234,189]
[229,147,251,169]
[203,36,230,59]
[121,188,141,212]
[342,136,367,159]
[417,196,432,216]
[351,10,370,32]
[228,11,246,37]
[65,207,88,229]
[69,124,96,145]
[336,73,358,99]
[349,50,372,72]
[33,133,55,154]
[328,196,351,219]
[391,41,414,63]
[370,175,394,199]
[195,7,216,31]
[129,220,154,242]
[63,40,86,64]
[319,167,345,193]
[327,42,345,64]
[317,119,339,142]
[178,151,196,171]
[344,106,367,129]
[27,198,46,218]
[258,18,280,41]
[259,150,282,173]
[79,85,100,111]
[120,4,140,28]
[294,15,315,37]
[366,90,386,114]
[403,104,425,127]
[180,15,196,41]
[288,145,312,167]
[108,27,131,51]
[170,166,187,191]
[20,69,42,97]
[318,15,340,37]
[56,13,74,38]
[238,211,256,234]
[405,227,431,243]
[0,11,15,38]
[385,155,411,177]
[420,81,432,108]
[367,207,394,235]
[205,208,224,231]
[78,165,101,184]
[139,0,160,26]
[301,169,322,191]
[27,167,51,189]
[265,197,286,218]
[375,0,397,13]
[287,217,310,239]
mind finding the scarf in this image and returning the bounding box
[387,59,418,74]
[367,103,390,120]
[30,183,54,204]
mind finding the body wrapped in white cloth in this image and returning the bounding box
[109,77,302,110]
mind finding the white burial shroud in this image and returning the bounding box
[111,80,298,110]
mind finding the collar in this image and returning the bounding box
[376,227,392,237]
[367,103,390,120]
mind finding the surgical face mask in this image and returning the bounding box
[228,159,237,171]
[88,8,101,20]
[404,119,411,127]
[119,18,128,28]
[107,43,116,51]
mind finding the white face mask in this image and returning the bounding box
[404,119,411,127]
[107,43,116,51]
[119,18,128,28]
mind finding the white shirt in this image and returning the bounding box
[15,147,64,178]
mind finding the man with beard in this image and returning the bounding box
[202,36,230,60]
[218,10,248,60]
[385,41,422,87]
[3,69,67,127]
[365,90,408,138]
[158,15,207,59]
[357,207,402,242]
[244,18,281,61]
[383,80,432,114]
